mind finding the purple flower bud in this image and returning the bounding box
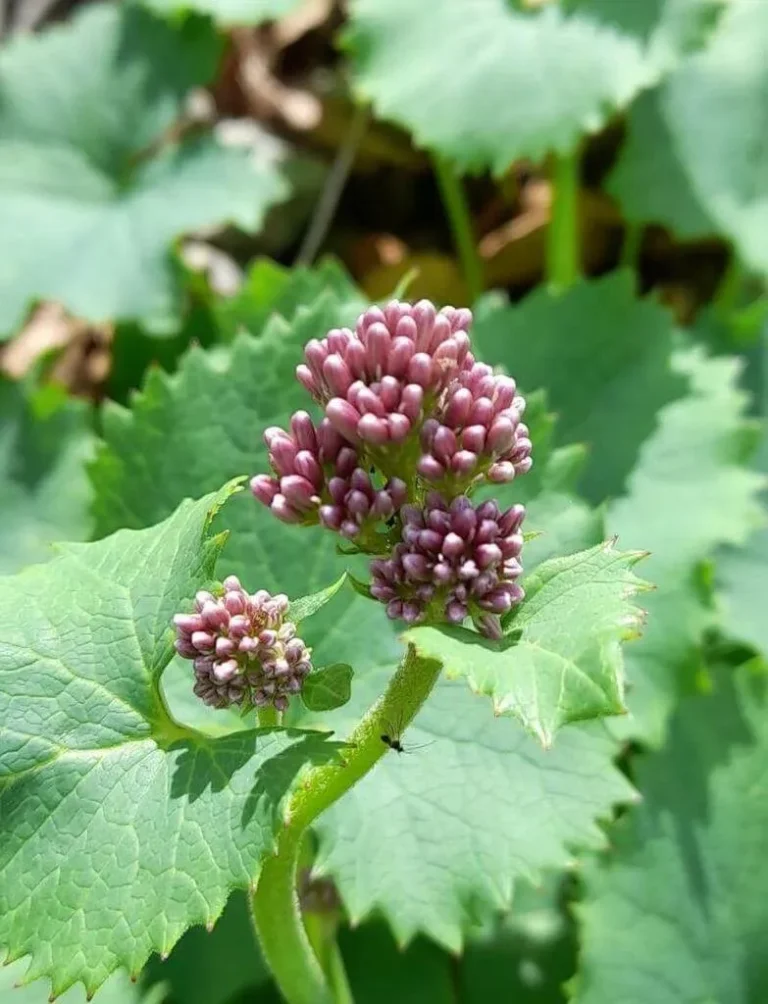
[250,475,279,506]
[326,398,362,443]
[369,495,526,636]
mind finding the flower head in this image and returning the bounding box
[173,576,311,711]
[296,300,474,447]
[370,494,525,639]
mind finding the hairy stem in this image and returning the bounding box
[432,152,483,302]
[547,146,581,291]
[251,645,442,1004]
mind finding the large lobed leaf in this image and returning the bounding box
[0,486,340,997]
[0,381,94,574]
[346,0,652,173]
[0,3,286,337]
[405,542,650,748]
[608,347,764,743]
[574,662,768,1003]
[472,271,686,503]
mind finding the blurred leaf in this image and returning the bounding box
[143,891,269,1004]
[302,663,354,712]
[143,0,301,24]
[215,258,365,340]
[346,0,651,173]
[575,662,768,1004]
[0,380,94,573]
[340,922,454,1004]
[661,1,768,273]
[472,271,686,502]
[0,486,341,998]
[718,526,768,656]
[608,347,764,744]
[571,0,724,71]
[607,87,715,238]
[309,669,634,951]
[461,875,576,1004]
[0,4,286,337]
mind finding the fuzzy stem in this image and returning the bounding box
[547,147,581,291]
[432,152,483,302]
[251,645,441,1004]
[304,913,355,1004]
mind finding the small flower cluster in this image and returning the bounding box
[249,299,533,639]
[371,495,525,639]
[173,576,311,711]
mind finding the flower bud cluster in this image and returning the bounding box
[249,299,533,638]
[173,576,311,711]
[370,494,525,639]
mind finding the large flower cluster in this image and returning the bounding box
[173,576,311,711]
[250,299,533,639]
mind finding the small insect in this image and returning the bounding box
[380,717,433,755]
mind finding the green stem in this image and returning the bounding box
[251,646,441,1004]
[304,913,354,1004]
[547,147,581,291]
[432,152,483,302]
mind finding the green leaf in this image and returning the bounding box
[0,961,162,1004]
[0,4,287,336]
[405,542,650,747]
[571,0,724,72]
[143,0,301,25]
[607,87,715,238]
[302,663,354,712]
[309,670,635,950]
[214,257,366,341]
[472,272,686,502]
[0,381,94,574]
[718,524,768,656]
[0,486,341,997]
[608,347,764,743]
[346,0,651,172]
[659,1,768,272]
[142,891,269,1004]
[288,574,348,625]
[574,662,768,1004]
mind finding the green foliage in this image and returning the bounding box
[575,663,768,1003]
[309,669,634,951]
[0,2,286,337]
[143,0,301,25]
[472,272,686,502]
[302,664,354,713]
[405,542,650,747]
[346,0,652,172]
[0,380,94,573]
[608,348,764,743]
[0,486,341,997]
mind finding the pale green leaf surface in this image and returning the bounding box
[608,347,764,743]
[0,960,162,1004]
[0,4,286,336]
[404,542,649,747]
[607,87,715,238]
[571,0,724,72]
[143,0,301,25]
[347,0,652,172]
[472,272,686,502]
[307,669,635,951]
[662,1,768,273]
[718,523,768,656]
[0,488,340,996]
[575,663,768,1004]
[288,574,348,625]
[0,382,94,574]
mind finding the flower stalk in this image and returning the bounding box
[250,645,442,1004]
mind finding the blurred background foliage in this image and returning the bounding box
[0,0,767,1001]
